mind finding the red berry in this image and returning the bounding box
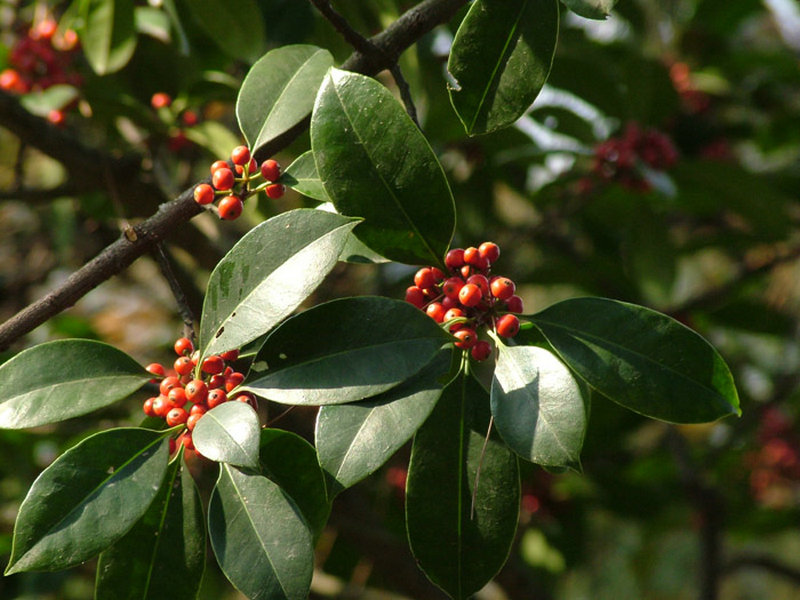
[466,274,489,296]
[145,363,166,381]
[174,337,194,356]
[443,308,466,332]
[177,431,194,451]
[159,376,181,396]
[190,403,207,416]
[152,395,171,418]
[0,69,27,93]
[478,242,500,264]
[143,397,157,417]
[210,160,229,174]
[225,371,245,391]
[471,340,492,361]
[490,277,515,301]
[47,109,65,126]
[166,407,189,427]
[151,92,172,109]
[496,314,520,338]
[202,355,225,375]
[265,183,285,199]
[463,247,480,266]
[218,195,243,220]
[212,168,235,191]
[185,379,208,403]
[442,277,464,300]
[405,286,426,308]
[441,295,458,310]
[220,349,239,362]
[181,110,199,126]
[231,145,251,166]
[426,302,446,323]
[208,374,226,389]
[186,413,202,431]
[260,159,281,182]
[235,158,258,175]
[33,19,58,40]
[505,295,524,313]
[174,356,194,376]
[460,265,473,279]
[168,387,188,408]
[458,283,482,307]
[193,183,215,205]
[207,389,228,408]
[453,328,478,349]
[445,248,465,270]
[234,392,259,411]
[414,267,438,290]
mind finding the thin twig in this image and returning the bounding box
[390,64,420,127]
[0,183,79,202]
[152,243,196,341]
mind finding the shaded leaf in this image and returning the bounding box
[448,0,559,135]
[0,339,150,429]
[560,0,617,19]
[244,297,452,406]
[192,402,260,468]
[283,151,329,202]
[185,0,265,63]
[311,68,455,266]
[80,0,137,75]
[6,428,169,574]
[317,203,389,264]
[209,464,313,600]
[531,297,740,423]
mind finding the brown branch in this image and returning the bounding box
[0,0,468,351]
[0,183,80,202]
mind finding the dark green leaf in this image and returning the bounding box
[406,374,520,599]
[208,464,313,600]
[447,0,559,135]
[530,297,740,423]
[491,344,587,469]
[80,0,137,75]
[311,68,455,266]
[283,151,329,202]
[560,0,617,19]
[6,428,169,574]
[95,454,205,600]
[316,350,451,498]
[259,429,330,539]
[185,0,265,63]
[317,204,390,264]
[192,402,260,468]
[244,297,452,405]
[0,339,150,429]
[198,209,359,358]
[237,46,333,153]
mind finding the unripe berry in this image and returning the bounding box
[478,241,500,264]
[405,286,426,308]
[496,314,520,338]
[471,340,492,361]
[159,376,181,396]
[490,277,515,301]
[442,277,464,300]
[174,356,194,376]
[458,283,482,307]
[168,387,188,408]
[466,274,490,296]
[445,248,465,270]
[260,159,281,182]
[231,145,251,166]
[414,267,438,290]
[453,328,478,349]
[426,302,446,323]
[193,183,215,205]
[202,355,225,375]
[265,183,285,199]
[166,407,189,427]
[150,92,172,109]
[210,160,229,174]
[174,337,194,356]
[212,167,235,191]
[218,195,243,220]
[505,295,524,313]
[207,388,228,408]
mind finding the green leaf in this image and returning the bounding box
[6,428,169,574]
[20,85,79,116]
[316,204,390,264]
[311,68,455,266]
[184,0,265,63]
[283,151,329,202]
[316,350,451,498]
[491,344,587,469]
[192,402,260,468]
[530,297,741,423]
[80,0,137,75]
[447,0,559,135]
[237,46,333,154]
[208,464,314,600]
[183,120,242,159]
[244,297,452,406]
[198,209,359,358]
[259,429,330,539]
[406,373,520,599]
[0,339,150,429]
[95,454,205,600]
[560,0,617,19]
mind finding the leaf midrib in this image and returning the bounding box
[1,373,147,406]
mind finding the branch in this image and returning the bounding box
[0,0,468,350]
[724,553,800,585]
[0,183,80,202]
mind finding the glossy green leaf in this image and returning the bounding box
[259,429,330,539]
[185,0,265,63]
[283,151,329,202]
[192,402,260,468]
[95,454,205,600]
[6,428,169,574]
[311,68,455,266]
[80,0,137,75]
[209,464,314,600]
[244,297,452,406]
[491,344,587,469]
[447,0,559,135]
[198,209,359,358]
[560,0,617,19]
[316,350,452,498]
[406,374,519,599]
[317,204,389,264]
[0,339,150,429]
[237,46,333,154]
[530,297,741,423]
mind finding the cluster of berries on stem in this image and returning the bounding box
[143,336,255,454]
[193,145,284,221]
[149,92,202,152]
[405,242,523,361]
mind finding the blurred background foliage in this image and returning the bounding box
[2,0,800,598]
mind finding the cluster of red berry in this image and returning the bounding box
[405,242,523,361]
[193,145,284,220]
[0,17,81,126]
[149,92,201,152]
[590,122,678,192]
[142,337,255,453]
[746,407,800,509]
